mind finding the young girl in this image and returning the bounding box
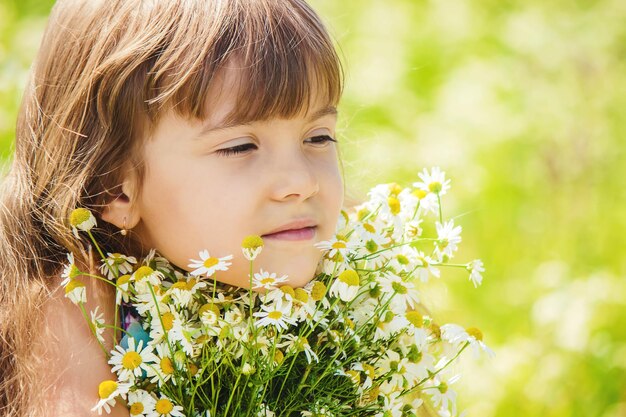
[0,0,346,415]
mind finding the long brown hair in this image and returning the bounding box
[0,0,343,414]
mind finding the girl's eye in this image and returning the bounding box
[306,135,337,146]
[215,143,258,156]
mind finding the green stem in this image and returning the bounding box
[78,302,109,357]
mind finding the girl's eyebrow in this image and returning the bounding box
[194,105,338,139]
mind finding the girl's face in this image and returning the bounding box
[128,67,344,288]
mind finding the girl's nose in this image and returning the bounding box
[268,152,320,203]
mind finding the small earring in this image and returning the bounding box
[120,216,128,236]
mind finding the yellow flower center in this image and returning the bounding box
[186,278,197,290]
[117,274,131,285]
[466,327,484,341]
[97,380,117,399]
[280,285,295,298]
[384,311,395,323]
[274,349,284,364]
[363,363,376,379]
[68,264,81,279]
[396,254,409,265]
[64,279,85,294]
[412,189,428,199]
[387,197,401,215]
[338,270,360,287]
[346,370,361,385]
[405,311,423,328]
[203,257,219,268]
[365,240,378,252]
[391,281,408,295]
[155,398,174,414]
[161,357,174,375]
[189,363,199,376]
[110,253,127,265]
[294,288,309,303]
[199,303,220,317]
[69,208,91,227]
[438,382,448,394]
[242,235,264,249]
[260,277,275,285]
[429,323,441,339]
[171,281,187,290]
[134,266,154,281]
[129,402,144,415]
[161,312,175,331]
[390,183,403,196]
[268,311,283,320]
[122,351,142,370]
[429,181,442,193]
[363,223,376,233]
[357,208,370,221]
[332,241,347,249]
[296,336,310,350]
[311,281,327,301]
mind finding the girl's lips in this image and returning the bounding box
[262,226,317,241]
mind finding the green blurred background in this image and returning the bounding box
[1,0,625,415]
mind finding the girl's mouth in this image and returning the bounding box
[262,226,317,241]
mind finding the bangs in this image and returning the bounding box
[142,0,344,126]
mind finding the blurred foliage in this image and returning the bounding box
[1,0,625,416]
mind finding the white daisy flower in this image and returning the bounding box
[414,251,441,283]
[378,273,420,312]
[115,274,132,304]
[252,269,289,290]
[386,245,419,274]
[241,235,264,261]
[466,259,485,287]
[91,380,130,415]
[366,183,393,207]
[69,207,97,238]
[168,316,201,357]
[168,277,207,308]
[148,307,178,344]
[403,218,423,240]
[131,265,164,293]
[441,324,495,358]
[414,190,440,215]
[148,395,184,417]
[146,343,176,387]
[100,252,137,280]
[278,334,319,363]
[328,269,360,302]
[253,300,296,331]
[134,287,169,317]
[435,220,462,259]
[143,248,173,272]
[108,338,159,382]
[64,279,86,305]
[314,235,359,260]
[375,390,403,417]
[90,306,106,345]
[127,389,156,416]
[60,252,81,287]
[426,374,460,415]
[188,250,233,277]
[413,166,451,196]
[354,218,389,246]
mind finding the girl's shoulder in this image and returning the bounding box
[29,275,130,416]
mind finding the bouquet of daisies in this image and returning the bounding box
[62,167,492,417]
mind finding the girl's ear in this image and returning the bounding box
[100,173,141,231]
